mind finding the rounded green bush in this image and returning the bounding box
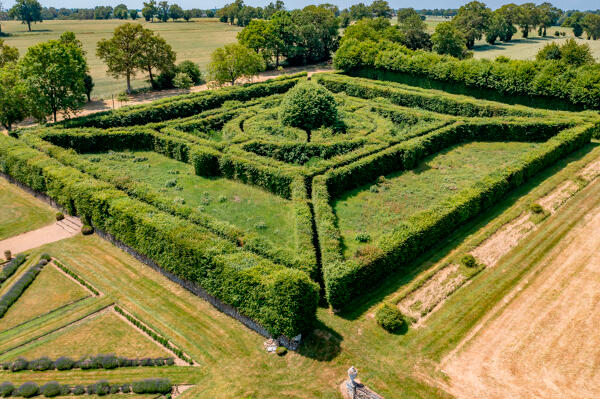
[40,253,51,262]
[81,225,94,235]
[375,303,408,334]
[72,385,85,395]
[176,60,204,85]
[11,357,28,372]
[460,254,478,268]
[530,203,544,214]
[279,81,338,142]
[17,382,39,398]
[55,212,64,221]
[54,356,74,371]
[275,346,287,356]
[0,382,14,397]
[29,356,53,371]
[40,381,60,397]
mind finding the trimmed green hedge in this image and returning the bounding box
[333,40,600,109]
[0,134,319,337]
[315,73,545,118]
[242,139,367,165]
[58,74,305,129]
[0,258,45,318]
[0,254,26,285]
[317,121,598,308]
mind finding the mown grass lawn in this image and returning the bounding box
[1,310,172,361]
[0,178,55,240]
[80,150,297,249]
[0,264,90,333]
[0,19,240,98]
[335,141,541,256]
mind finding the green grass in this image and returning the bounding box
[0,19,240,98]
[0,178,55,240]
[0,264,90,332]
[0,310,172,361]
[80,150,296,249]
[334,141,540,256]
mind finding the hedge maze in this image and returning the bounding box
[1,71,598,337]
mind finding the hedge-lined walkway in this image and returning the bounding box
[0,217,81,255]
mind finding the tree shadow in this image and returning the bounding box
[334,142,599,321]
[298,319,343,361]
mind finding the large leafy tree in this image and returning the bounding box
[562,12,585,37]
[288,5,339,65]
[536,2,562,36]
[169,4,183,21]
[583,13,600,40]
[516,2,539,38]
[431,22,468,59]
[0,39,19,67]
[452,1,491,49]
[494,4,519,42]
[113,3,128,19]
[397,8,431,50]
[238,19,272,56]
[207,43,264,86]
[138,29,176,85]
[129,9,139,20]
[142,0,156,22]
[349,3,370,20]
[269,11,295,66]
[21,36,88,122]
[0,63,29,130]
[97,23,145,93]
[369,0,392,19]
[279,81,337,143]
[485,10,517,44]
[8,0,42,32]
[157,1,169,22]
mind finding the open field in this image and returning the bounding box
[0,19,240,98]
[1,70,600,398]
[444,200,600,398]
[0,264,89,332]
[0,178,55,240]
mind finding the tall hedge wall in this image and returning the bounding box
[333,40,600,109]
[317,121,598,309]
[0,134,319,337]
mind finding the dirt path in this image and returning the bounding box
[4,64,331,132]
[0,216,81,254]
[444,194,600,399]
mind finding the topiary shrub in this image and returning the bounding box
[40,381,60,397]
[109,384,120,394]
[72,385,85,395]
[4,250,11,261]
[55,212,64,221]
[530,203,544,214]
[11,358,29,372]
[29,357,53,371]
[460,254,478,268]
[40,253,51,262]
[0,382,14,397]
[59,385,71,396]
[279,81,338,143]
[120,384,131,394]
[54,356,74,371]
[100,354,119,370]
[375,303,408,334]
[275,346,287,356]
[81,225,94,235]
[17,382,39,398]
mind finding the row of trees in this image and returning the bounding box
[0,34,92,129]
[141,1,202,22]
[237,5,339,67]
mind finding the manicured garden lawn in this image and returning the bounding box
[0,310,171,361]
[0,265,90,332]
[0,19,240,98]
[81,151,296,249]
[0,179,55,240]
[335,141,541,256]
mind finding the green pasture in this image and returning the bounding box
[0,19,240,98]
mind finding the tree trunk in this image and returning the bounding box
[148,68,154,85]
[126,74,132,94]
[306,130,311,143]
[53,109,57,123]
[276,51,280,67]
[27,21,31,31]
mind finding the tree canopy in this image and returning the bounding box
[207,43,264,86]
[0,63,29,130]
[431,22,468,59]
[8,0,42,32]
[0,40,19,67]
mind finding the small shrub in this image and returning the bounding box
[39,259,48,266]
[40,253,51,262]
[120,384,131,393]
[55,212,64,221]
[11,358,28,372]
[131,378,172,394]
[59,385,71,396]
[554,30,560,36]
[3,250,11,261]
[375,303,407,334]
[275,346,287,356]
[165,179,177,188]
[176,60,204,85]
[81,225,94,235]
[0,382,14,397]
[72,385,85,395]
[530,203,544,214]
[17,382,39,398]
[100,354,119,369]
[40,381,60,397]
[109,384,120,394]
[54,356,74,371]
[173,72,193,89]
[460,254,478,268]
[218,195,227,203]
[355,233,370,243]
[254,221,267,230]
[92,380,110,396]
[29,357,53,371]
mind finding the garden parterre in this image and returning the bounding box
[2,71,598,336]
